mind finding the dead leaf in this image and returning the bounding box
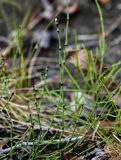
[66,48,108,73]
[66,48,87,71]
[99,0,110,5]
[66,48,121,111]
[66,48,118,92]
[56,0,79,14]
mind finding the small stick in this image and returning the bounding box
[106,16,121,37]
[0,135,83,155]
[110,35,121,47]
